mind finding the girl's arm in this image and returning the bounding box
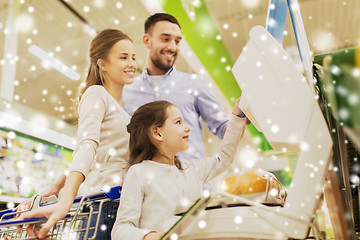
[199,97,249,183]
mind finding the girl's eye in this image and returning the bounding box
[176,120,181,124]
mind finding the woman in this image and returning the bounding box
[19,29,137,239]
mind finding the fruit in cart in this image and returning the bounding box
[224,169,280,195]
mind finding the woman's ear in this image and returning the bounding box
[97,59,106,72]
[151,126,163,141]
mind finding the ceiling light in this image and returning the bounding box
[83,6,90,12]
[116,2,123,8]
[192,0,201,7]
[242,0,261,8]
[28,6,34,13]
[94,0,105,8]
[28,45,80,80]
[15,13,34,33]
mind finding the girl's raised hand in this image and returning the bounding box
[233,97,251,125]
[232,97,242,117]
[143,231,165,240]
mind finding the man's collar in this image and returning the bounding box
[141,66,176,83]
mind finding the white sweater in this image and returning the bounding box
[70,85,130,192]
[111,115,246,240]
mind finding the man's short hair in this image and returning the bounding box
[145,13,181,34]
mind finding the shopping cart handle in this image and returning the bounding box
[0,213,71,227]
[0,209,16,220]
[104,185,122,200]
[0,217,47,226]
[73,185,122,203]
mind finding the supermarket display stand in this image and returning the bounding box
[161,24,334,240]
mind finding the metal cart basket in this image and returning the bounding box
[0,186,121,240]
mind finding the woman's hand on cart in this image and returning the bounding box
[15,192,58,234]
[15,174,64,217]
[15,196,33,216]
[16,192,58,216]
[18,202,70,239]
[23,222,51,240]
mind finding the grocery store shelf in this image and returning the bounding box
[0,195,27,204]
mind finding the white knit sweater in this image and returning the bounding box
[70,85,130,192]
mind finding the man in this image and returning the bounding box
[123,13,229,161]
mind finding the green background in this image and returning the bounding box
[158,0,272,151]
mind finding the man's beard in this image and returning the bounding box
[151,54,175,71]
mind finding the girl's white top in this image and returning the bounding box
[111,114,246,240]
[70,85,130,192]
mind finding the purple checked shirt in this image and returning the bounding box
[123,66,229,161]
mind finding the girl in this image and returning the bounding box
[111,99,250,240]
[19,29,137,239]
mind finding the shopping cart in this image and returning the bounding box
[0,186,121,240]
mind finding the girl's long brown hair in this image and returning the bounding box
[126,101,182,169]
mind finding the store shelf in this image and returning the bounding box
[344,127,360,153]
[0,111,75,150]
[0,195,27,204]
